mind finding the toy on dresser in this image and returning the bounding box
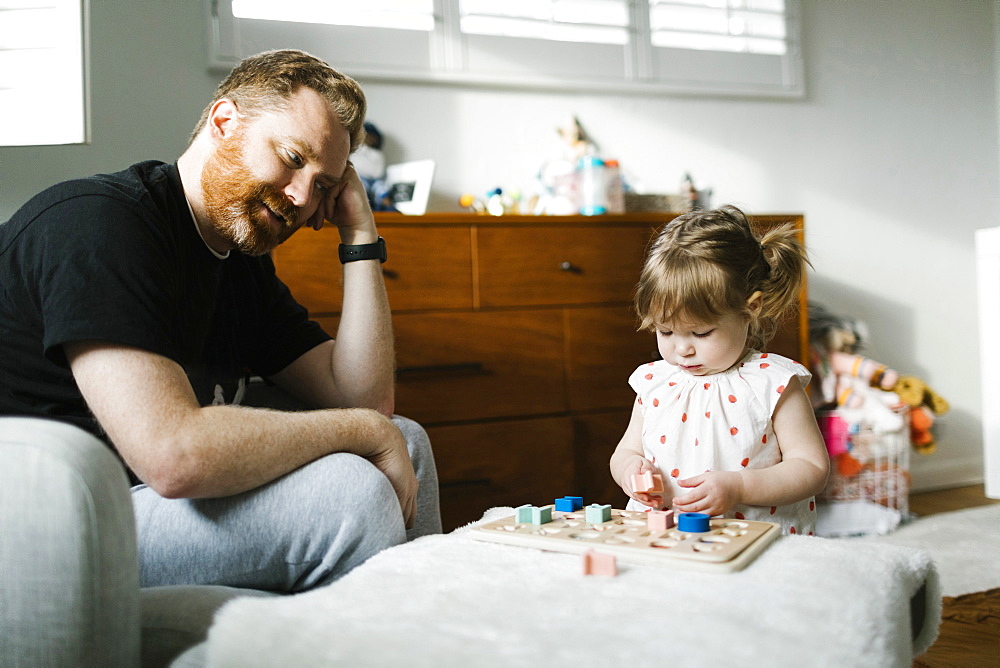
[470,497,780,574]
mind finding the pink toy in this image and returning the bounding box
[631,471,664,494]
[582,550,617,577]
[648,509,675,531]
[818,414,850,457]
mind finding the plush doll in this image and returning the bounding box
[829,351,899,397]
[557,115,597,160]
[890,375,950,454]
[808,303,868,407]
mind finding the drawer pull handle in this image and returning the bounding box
[396,362,486,379]
[560,261,582,274]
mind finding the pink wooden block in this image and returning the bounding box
[631,471,664,494]
[647,509,675,531]
[582,550,617,577]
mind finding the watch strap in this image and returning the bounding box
[339,236,387,264]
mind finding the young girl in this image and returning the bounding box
[610,205,829,535]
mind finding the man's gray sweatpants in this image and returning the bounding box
[131,415,441,592]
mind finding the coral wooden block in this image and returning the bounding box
[632,471,664,494]
[648,509,675,531]
[582,550,617,576]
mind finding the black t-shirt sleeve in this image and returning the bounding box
[32,194,185,367]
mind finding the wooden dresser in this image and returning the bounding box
[272,212,807,531]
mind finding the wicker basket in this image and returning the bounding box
[624,193,688,213]
[815,406,911,536]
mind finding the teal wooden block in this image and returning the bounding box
[531,506,553,525]
[585,504,612,523]
[515,504,553,525]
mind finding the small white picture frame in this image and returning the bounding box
[384,159,435,215]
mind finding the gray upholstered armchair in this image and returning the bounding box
[0,417,274,667]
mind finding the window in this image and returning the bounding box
[0,0,88,146]
[211,0,802,97]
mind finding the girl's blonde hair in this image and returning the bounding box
[634,205,808,350]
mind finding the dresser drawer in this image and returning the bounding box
[428,416,575,531]
[565,306,658,411]
[380,225,474,310]
[272,225,473,314]
[392,310,567,423]
[572,411,631,509]
[476,224,653,307]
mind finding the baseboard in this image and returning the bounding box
[909,456,984,492]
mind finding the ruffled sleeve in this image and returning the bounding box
[628,360,687,410]
[737,352,811,418]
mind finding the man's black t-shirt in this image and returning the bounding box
[0,160,330,453]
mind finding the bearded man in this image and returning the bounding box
[0,50,441,595]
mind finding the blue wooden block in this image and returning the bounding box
[585,503,612,523]
[515,504,533,523]
[554,496,583,512]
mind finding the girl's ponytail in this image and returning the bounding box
[752,224,810,349]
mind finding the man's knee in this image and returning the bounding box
[298,452,400,514]
[391,416,442,538]
[392,415,430,451]
[392,415,436,476]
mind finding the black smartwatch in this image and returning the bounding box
[338,236,387,264]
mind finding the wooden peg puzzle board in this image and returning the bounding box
[470,508,780,573]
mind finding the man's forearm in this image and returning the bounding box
[142,404,400,499]
[331,255,396,414]
[67,341,403,499]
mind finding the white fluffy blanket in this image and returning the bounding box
[205,508,940,667]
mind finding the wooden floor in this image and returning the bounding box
[908,483,999,517]
[906,484,999,668]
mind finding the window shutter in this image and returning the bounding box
[213,0,803,97]
[0,0,87,146]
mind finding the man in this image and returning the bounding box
[0,49,441,591]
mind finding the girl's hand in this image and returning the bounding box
[672,471,745,517]
[614,454,664,508]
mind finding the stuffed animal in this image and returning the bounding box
[892,375,950,415]
[890,375,949,454]
[809,303,949,455]
[908,406,937,453]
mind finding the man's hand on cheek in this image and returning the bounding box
[306,164,375,244]
[330,164,377,244]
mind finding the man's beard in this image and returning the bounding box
[201,129,299,256]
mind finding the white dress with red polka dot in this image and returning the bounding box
[627,351,816,536]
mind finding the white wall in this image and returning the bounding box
[1,0,997,491]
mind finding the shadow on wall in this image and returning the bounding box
[810,273,984,488]
[808,274,917,374]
